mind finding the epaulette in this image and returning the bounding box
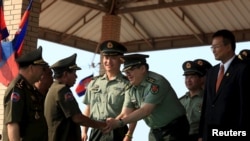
[146,77,156,83]
[92,75,102,80]
[15,79,25,89]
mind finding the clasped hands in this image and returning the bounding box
[101,117,121,133]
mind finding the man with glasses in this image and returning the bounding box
[198,29,250,141]
[2,46,49,141]
[105,54,189,141]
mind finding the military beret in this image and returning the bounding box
[99,40,127,56]
[238,49,250,61]
[120,54,149,71]
[182,61,205,76]
[50,53,81,73]
[193,59,212,74]
[16,46,47,67]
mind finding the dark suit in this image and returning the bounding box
[199,56,250,141]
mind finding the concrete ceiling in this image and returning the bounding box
[39,0,250,54]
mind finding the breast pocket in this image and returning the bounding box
[109,87,125,107]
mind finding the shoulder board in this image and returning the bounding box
[146,77,156,83]
[92,75,102,80]
[15,79,25,89]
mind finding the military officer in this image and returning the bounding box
[179,60,209,141]
[44,53,106,141]
[106,54,189,141]
[2,46,48,141]
[82,40,136,141]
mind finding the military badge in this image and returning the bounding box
[107,42,113,48]
[186,62,191,68]
[11,92,20,102]
[150,84,159,94]
[64,92,74,101]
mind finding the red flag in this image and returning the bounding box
[0,42,19,86]
[0,0,33,86]
[12,0,33,57]
[75,74,93,97]
[0,0,9,61]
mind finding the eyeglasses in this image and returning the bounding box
[210,44,224,50]
[124,65,141,73]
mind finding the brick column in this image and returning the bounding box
[0,0,41,133]
[99,15,121,74]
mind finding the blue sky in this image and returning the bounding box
[38,39,249,141]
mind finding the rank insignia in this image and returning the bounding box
[11,92,20,102]
[150,84,159,94]
[64,92,74,101]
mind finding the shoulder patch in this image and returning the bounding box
[64,92,74,101]
[146,77,156,83]
[150,84,159,95]
[11,92,20,102]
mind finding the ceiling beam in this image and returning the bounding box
[118,0,229,14]
[64,0,107,12]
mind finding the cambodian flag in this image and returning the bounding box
[75,74,94,97]
[0,0,33,86]
[0,0,9,61]
[13,0,33,57]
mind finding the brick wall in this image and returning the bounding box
[0,0,40,137]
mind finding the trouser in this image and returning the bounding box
[149,115,190,141]
[89,125,128,141]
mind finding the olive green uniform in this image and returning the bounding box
[123,71,189,141]
[2,74,48,141]
[83,73,130,141]
[44,81,82,141]
[179,90,203,139]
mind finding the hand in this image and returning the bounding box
[104,118,120,132]
[81,133,88,141]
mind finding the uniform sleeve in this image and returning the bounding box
[82,80,94,105]
[123,89,135,109]
[4,87,25,124]
[57,87,81,118]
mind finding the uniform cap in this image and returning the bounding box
[193,59,212,75]
[120,54,149,71]
[182,61,205,76]
[238,49,250,61]
[50,53,81,73]
[99,40,127,56]
[16,46,47,67]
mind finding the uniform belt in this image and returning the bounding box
[152,115,187,132]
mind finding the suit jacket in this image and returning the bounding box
[199,56,250,141]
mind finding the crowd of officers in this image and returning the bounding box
[1,29,249,141]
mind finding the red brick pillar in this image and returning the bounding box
[99,15,121,74]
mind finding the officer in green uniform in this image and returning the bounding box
[179,60,210,141]
[105,54,189,141]
[82,40,136,141]
[2,46,48,141]
[44,53,106,141]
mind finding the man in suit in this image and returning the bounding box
[198,29,250,141]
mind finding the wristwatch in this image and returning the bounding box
[118,119,125,127]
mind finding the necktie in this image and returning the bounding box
[216,64,224,92]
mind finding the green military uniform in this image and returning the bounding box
[2,47,48,141]
[83,40,129,141]
[121,54,189,141]
[179,60,210,141]
[44,53,82,141]
[179,91,203,135]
